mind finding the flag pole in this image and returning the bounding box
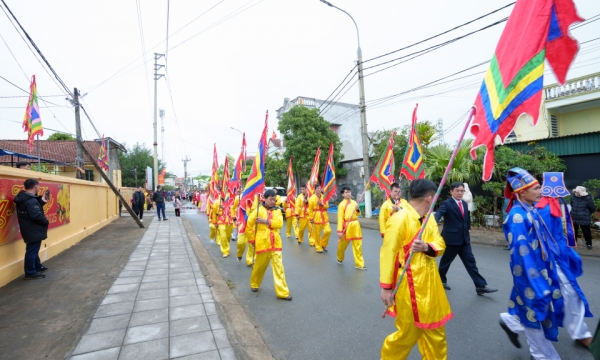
[36,134,41,170]
[382,106,476,318]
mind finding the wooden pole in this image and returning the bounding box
[77,138,144,228]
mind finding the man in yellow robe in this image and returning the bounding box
[309,184,331,253]
[235,192,256,266]
[336,186,366,270]
[295,185,311,245]
[212,197,232,258]
[378,183,408,239]
[247,189,292,300]
[283,197,298,239]
[380,179,452,360]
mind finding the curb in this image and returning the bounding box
[183,218,274,360]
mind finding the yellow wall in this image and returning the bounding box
[0,167,118,287]
[557,107,600,136]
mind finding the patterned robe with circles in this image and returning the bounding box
[503,203,564,342]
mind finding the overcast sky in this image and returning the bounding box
[1,0,599,178]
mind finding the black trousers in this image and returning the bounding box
[175,208,181,217]
[24,241,43,275]
[132,205,144,219]
[574,224,592,245]
[438,243,487,288]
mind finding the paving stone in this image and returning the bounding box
[169,267,193,275]
[142,274,168,283]
[170,294,203,308]
[94,301,135,318]
[123,265,146,271]
[118,338,168,360]
[200,292,214,303]
[108,283,139,295]
[207,314,223,330]
[144,268,169,275]
[123,321,169,345]
[71,347,121,360]
[87,314,131,335]
[219,347,237,360]
[203,303,217,316]
[119,270,145,278]
[169,278,197,287]
[169,273,190,280]
[170,304,205,321]
[133,297,169,313]
[170,316,211,337]
[195,278,207,286]
[72,329,126,355]
[139,281,168,291]
[198,285,211,294]
[113,277,142,286]
[129,308,169,327]
[101,291,138,305]
[172,350,221,360]
[170,331,217,358]
[169,286,199,297]
[212,329,231,349]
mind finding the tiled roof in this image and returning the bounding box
[269,138,282,148]
[0,140,102,165]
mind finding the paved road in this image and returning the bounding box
[184,208,596,360]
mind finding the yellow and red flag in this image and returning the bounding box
[370,131,396,196]
[400,104,425,180]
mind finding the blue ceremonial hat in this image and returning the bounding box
[504,167,539,199]
[541,172,569,198]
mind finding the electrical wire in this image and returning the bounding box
[317,65,357,111]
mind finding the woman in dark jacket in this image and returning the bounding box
[571,186,596,249]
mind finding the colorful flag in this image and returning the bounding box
[22,75,43,152]
[287,157,296,207]
[230,133,246,194]
[470,0,583,181]
[97,135,109,171]
[322,143,337,203]
[400,104,425,180]
[306,147,321,198]
[239,111,268,233]
[370,131,396,196]
[209,144,219,210]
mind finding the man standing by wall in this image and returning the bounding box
[14,179,49,280]
[132,186,145,222]
[435,182,497,296]
[152,185,168,221]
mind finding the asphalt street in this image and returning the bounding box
[184,207,596,360]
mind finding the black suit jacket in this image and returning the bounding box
[434,198,470,246]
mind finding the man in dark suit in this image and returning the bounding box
[435,182,497,296]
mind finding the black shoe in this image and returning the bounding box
[477,286,498,295]
[323,247,328,252]
[163,218,168,221]
[24,272,45,280]
[251,288,258,292]
[38,266,49,273]
[297,241,302,245]
[587,244,592,250]
[499,319,521,348]
[279,296,293,301]
[237,257,242,262]
[442,283,451,290]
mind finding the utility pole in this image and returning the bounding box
[182,156,191,192]
[73,88,85,179]
[160,109,165,163]
[153,53,165,190]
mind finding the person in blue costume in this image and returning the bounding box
[498,168,565,360]
[536,172,593,350]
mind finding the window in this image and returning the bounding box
[85,169,94,181]
[550,115,559,137]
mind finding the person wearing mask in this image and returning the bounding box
[247,189,292,300]
[571,186,596,250]
[336,186,366,270]
[380,179,452,359]
[378,183,407,239]
[294,185,310,245]
[14,179,50,280]
[152,185,168,221]
[132,186,145,222]
[435,182,497,295]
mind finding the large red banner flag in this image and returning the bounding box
[230,133,246,195]
[370,131,396,197]
[470,0,583,181]
[239,111,268,233]
[400,105,425,180]
[287,157,296,207]
[306,147,321,198]
[322,143,337,203]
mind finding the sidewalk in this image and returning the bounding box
[70,216,235,359]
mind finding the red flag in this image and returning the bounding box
[287,157,296,207]
[306,147,321,198]
[470,0,583,181]
[400,105,425,180]
[322,143,337,203]
[230,134,246,194]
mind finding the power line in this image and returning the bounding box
[317,65,357,111]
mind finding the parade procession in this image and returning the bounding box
[2,0,600,359]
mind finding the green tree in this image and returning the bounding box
[416,121,439,150]
[47,133,75,141]
[265,153,288,187]
[278,105,346,182]
[118,143,167,188]
[425,139,483,185]
[369,128,409,175]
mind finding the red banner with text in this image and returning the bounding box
[0,179,71,246]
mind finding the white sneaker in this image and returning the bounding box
[223,254,229,258]
[355,266,367,271]
[140,219,143,223]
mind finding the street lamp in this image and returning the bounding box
[320,0,372,218]
[230,127,243,136]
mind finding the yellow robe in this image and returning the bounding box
[378,198,409,237]
[247,204,290,298]
[308,194,331,252]
[283,200,298,238]
[336,199,364,268]
[380,203,452,360]
[295,194,311,244]
[212,199,232,256]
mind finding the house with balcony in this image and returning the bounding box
[501,71,600,188]
[276,96,368,195]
